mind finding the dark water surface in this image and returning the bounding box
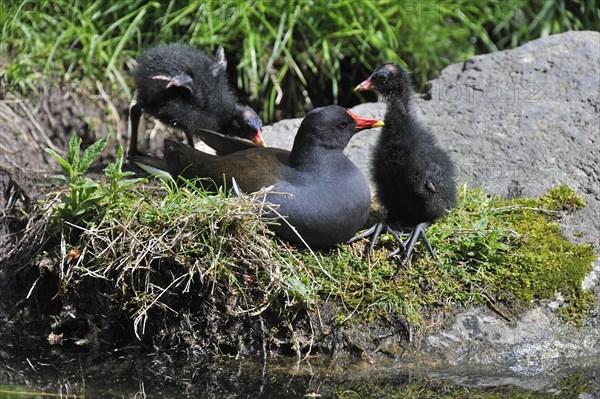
[2,348,599,399]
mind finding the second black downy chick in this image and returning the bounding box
[128,44,264,156]
[349,63,457,264]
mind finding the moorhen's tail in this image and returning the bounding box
[129,153,171,180]
[163,139,211,178]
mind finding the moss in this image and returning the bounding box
[539,185,587,211]
[429,186,594,321]
[289,185,595,328]
[490,187,595,319]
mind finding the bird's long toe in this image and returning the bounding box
[346,223,378,244]
[393,222,436,265]
[346,222,385,253]
[348,222,408,255]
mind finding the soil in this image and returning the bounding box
[0,85,121,330]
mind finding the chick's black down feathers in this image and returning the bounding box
[129,44,263,155]
[350,63,457,263]
[369,64,456,226]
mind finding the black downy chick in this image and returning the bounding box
[128,44,264,156]
[348,63,457,264]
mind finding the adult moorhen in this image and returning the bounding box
[163,105,384,248]
[128,44,264,156]
[348,63,457,263]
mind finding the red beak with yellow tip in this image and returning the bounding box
[347,110,384,131]
[253,129,266,147]
[354,78,372,92]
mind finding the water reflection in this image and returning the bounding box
[1,351,599,398]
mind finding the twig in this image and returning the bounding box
[483,292,511,322]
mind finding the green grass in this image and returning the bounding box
[67,181,595,325]
[1,0,598,121]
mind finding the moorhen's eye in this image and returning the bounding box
[338,121,348,129]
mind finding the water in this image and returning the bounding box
[2,350,599,398]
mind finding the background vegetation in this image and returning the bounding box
[1,0,598,121]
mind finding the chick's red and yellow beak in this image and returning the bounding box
[347,110,384,130]
[354,78,372,92]
[253,129,266,147]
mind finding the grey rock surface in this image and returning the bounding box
[263,31,600,368]
[422,306,600,369]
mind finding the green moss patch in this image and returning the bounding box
[294,186,595,328]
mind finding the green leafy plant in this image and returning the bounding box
[45,133,146,221]
[44,133,108,220]
[103,145,145,205]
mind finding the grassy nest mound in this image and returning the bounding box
[0,134,596,361]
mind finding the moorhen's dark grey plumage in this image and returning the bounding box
[349,63,457,263]
[163,105,384,248]
[128,44,264,156]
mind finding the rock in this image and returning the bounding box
[422,306,600,371]
[264,31,600,369]
[417,30,599,252]
[398,31,600,369]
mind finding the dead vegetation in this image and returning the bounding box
[1,161,343,358]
